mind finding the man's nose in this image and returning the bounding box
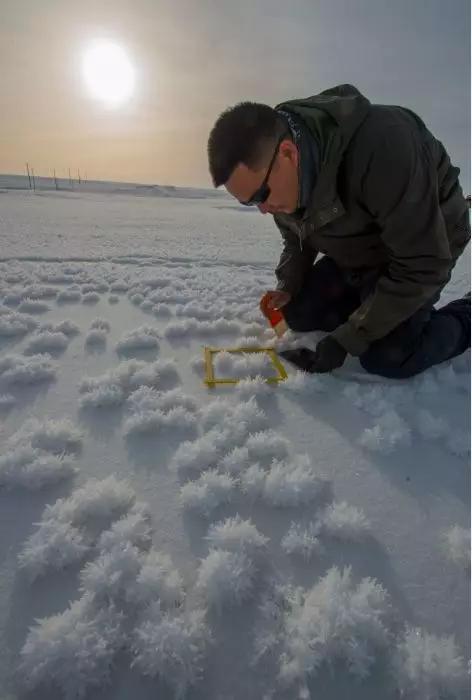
[257,202,269,214]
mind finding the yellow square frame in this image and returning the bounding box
[204,346,288,387]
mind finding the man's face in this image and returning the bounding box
[225,138,299,215]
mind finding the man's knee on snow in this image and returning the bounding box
[284,308,340,334]
[284,316,310,333]
[359,343,418,379]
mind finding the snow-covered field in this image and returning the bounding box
[0,182,470,700]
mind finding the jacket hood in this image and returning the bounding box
[275,85,371,229]
[276,84,371,151]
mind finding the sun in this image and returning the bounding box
[81,41,135,106]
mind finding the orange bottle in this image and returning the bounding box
[260,293,288,338]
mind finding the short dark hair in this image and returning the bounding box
[207,102,287,187]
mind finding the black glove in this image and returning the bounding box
[310,336,347,373]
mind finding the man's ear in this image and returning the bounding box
[280,139,298,168]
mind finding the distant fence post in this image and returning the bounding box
[53,169,59,190]
[26,162,32,189]
[31,168,36,191]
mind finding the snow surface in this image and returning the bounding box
[0,184,469,699]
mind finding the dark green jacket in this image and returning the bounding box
[274,84,470,355]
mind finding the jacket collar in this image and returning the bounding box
[276,109,319,212]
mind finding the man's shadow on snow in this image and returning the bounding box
[279,369,469,506]
[196,491,411,617]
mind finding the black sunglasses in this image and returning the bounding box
[240,132,288,207]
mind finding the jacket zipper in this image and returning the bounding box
[299,222,307,251]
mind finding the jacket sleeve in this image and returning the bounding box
[332,125,453,356]
[274,217,317,297]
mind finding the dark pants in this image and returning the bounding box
[283,257,469,379]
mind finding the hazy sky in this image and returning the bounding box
[1,0,470,188]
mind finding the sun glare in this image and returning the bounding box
[82,41,135,106]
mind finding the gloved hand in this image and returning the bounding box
[310,336,347,373]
